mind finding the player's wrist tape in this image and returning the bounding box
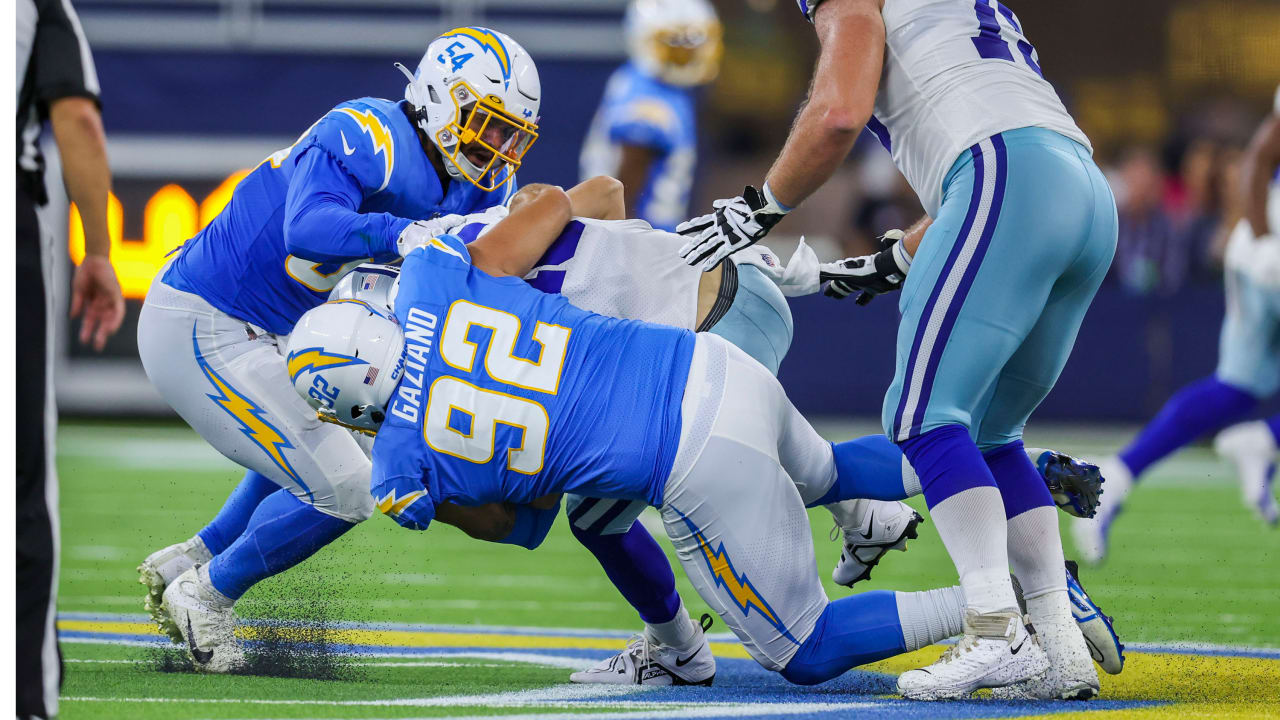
[761,182,794,215]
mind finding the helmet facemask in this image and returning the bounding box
[435,80,538,192]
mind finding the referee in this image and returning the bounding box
[17,1,123,717]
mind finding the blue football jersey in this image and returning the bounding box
[370,234,695,528]
[579,62,698,232]
[163,97,517,335]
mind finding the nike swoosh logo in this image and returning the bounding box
[186,613,214,664]
[675,652,698,667]
[340,130,356,156]
[859,526,875,540]
[1010,637,1026,655]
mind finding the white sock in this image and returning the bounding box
[187,535,213,564]
[895,586,966,651]
[1006,505,1068,602]
[1026,590,1074,630]
[645,601,698,650]
[929,486,1019,614]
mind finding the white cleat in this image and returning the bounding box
[897,609,1049,701]
[991,609,1099,701]
[1214,421,1280,527]
[1071,457,1132,565]
[161,565,246,674]
[138,535,212,641]
[830,499,924,587]
[570,614,715,686]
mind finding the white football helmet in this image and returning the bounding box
[286,301,405,435]
[626,0,722,87]
[397,27,540,192]
[328,264,402,315]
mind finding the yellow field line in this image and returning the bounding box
[56,619,756,659]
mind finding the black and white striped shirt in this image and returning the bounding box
[17,0,100,205]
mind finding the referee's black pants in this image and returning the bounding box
[16,184,62,719]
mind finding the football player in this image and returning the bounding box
[287,185,1117,691]
[579,0,721,230]
[1074,85,1280,560]
[675,0,1117,701]
[332,178,1120,686]
[134,27,540,672]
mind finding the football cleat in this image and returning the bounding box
[897,609,1049,701]
[161,565,245,674]
[1011,561,1125,676]
[990,615,1098,701]
[1214,421,1280,526]
[1065,560,1124,674]
[1071,456,1132,565]
[570,614,715,686]
[1035,450,1104,519]
[138,535,212,642]
[830,499,924,587]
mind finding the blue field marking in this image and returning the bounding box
[59,614,1278,720]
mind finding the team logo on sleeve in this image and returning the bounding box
[335,107,395,192]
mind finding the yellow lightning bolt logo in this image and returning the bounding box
[285,346,367,384]
[678,510,799,645]
[193,329,307,493]
[336,107,395,192]
[376,489,428,517]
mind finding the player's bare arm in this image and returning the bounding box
[1242,110,1280,238]
[51,96,125,351]
[567,175,626,220]
[469,183,573,277]
[764,0,885,209]
[677,0,884,271]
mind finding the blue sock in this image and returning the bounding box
[900,425,996,510]
[1120,376,1257,478]
[810,434,910,506]
[207,489,355,600]
[984,439,1054,518]
[197,471,278,555]
[1266,415,1280,446]
[570,521,680,625]
[780,591,905,685]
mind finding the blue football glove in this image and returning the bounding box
[371,474,436,530]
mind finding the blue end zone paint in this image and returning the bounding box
[57,614,1221,719]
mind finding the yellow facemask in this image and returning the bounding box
[436,80,539,192]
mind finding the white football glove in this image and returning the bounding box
[677,185,789,272]
[395,213,466,257]
[820,229,913,305]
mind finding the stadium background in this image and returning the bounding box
[47,0,1280,421]
[41,1,1280,717]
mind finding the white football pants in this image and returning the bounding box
[660,334,835,670]
[137,275,374,523]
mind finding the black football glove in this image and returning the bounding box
[819,229,913,305]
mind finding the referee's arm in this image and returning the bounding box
[32,0,123,350]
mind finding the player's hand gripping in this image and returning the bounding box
[677,185,789,272]
[372,474,435,531]
[819,229,913,305]
[396,213,467,257]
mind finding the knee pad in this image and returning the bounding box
[299,468,375,524]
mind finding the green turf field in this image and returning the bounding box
[54,420,1280,719]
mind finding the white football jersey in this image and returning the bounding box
[865,0,1092,215]
[454,215,704,329]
